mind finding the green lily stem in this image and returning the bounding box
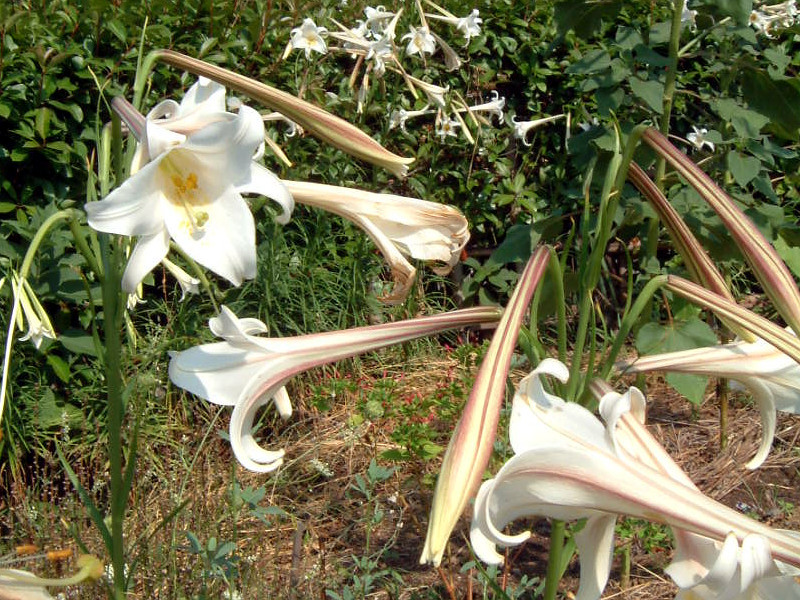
[101,234,126,600]
[655,0,684,189]
[543,519,566,600]
[599,275,667,381]
[67,214,104,283]
[548,246,568,364]
[169,243,220,312]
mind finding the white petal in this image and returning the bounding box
[85,157,167,237]
[742,377,777,470]
[181,77,227,114]
[163,185,256,286]
[273,386,293,418]
[168,343,270,406]
[121,228,170,293]
[182,106,265,186]
[739,534,779,593]
[510,358,609,455]
[236,163,294,225]
[574,515,617,600]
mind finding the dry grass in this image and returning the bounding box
[1,351,799,599]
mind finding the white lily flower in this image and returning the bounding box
[366,34,395,76]
[284,180,469,303]
[85,79,294,293]
[427,8,482,42]
[456,9,482,40]
[12,276,56,350]
[161,258,200,301]
[402,25,436,56]
[512,114,565,146]
[682,5,699,30]
[462,91,505,125]
[0,570,55,599]
[388,106,436,132]
[0,555,104,599]
[169,305,501,472]
[290,18,329,58]
[406,75,448,109]
[435,116,460,140]
[687,125,715,152]
[622,329,800,469]
[470,359,800,599]
[364,5,396,37]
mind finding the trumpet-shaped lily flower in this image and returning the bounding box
[284,180,469,304]
[470,359,800,599]
[421,248,551,566]
[161,258,201,301]
[169,305,502,472]
[402,25,436,56]
[290,18,329,58]
[86,79,293,293]
[0,555,104,600]
[512,114,565,146]
[427,9,483,42]
[12,276,56,350]
[621,329,800,469]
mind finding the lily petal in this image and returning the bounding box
[170,305,503,472]
[120,229,171,293]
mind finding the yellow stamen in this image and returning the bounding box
[160,158,208,236]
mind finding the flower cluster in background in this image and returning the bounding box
[749,0,798,36]
[285,2,509,143]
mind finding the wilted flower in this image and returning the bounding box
[285,180,469,303]
[290,18,329,58]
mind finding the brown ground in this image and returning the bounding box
[1,352,799,599]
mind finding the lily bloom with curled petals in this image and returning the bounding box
[169,305,502,472]
[284,180,469,304]
[427,8,482,42]
[85,79,293,293]
[621,329,800,469]
[0,555,104,600]
[290,18,329,58]
[512,114,565,146]
[470,359,800,599]
[402,25,436,56]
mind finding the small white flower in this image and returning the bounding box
[13,275,56,350]
[687,125,715,152]
[456,9,482,41]
[464,91,505,124]
[402,26,436,56]
[436,116,460,140]
[682,5,698,30]
[290,18,329,58]
[512,114,566,146]
[161,258,200,301]
[388,105,435,132]
[364,5,395,38]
